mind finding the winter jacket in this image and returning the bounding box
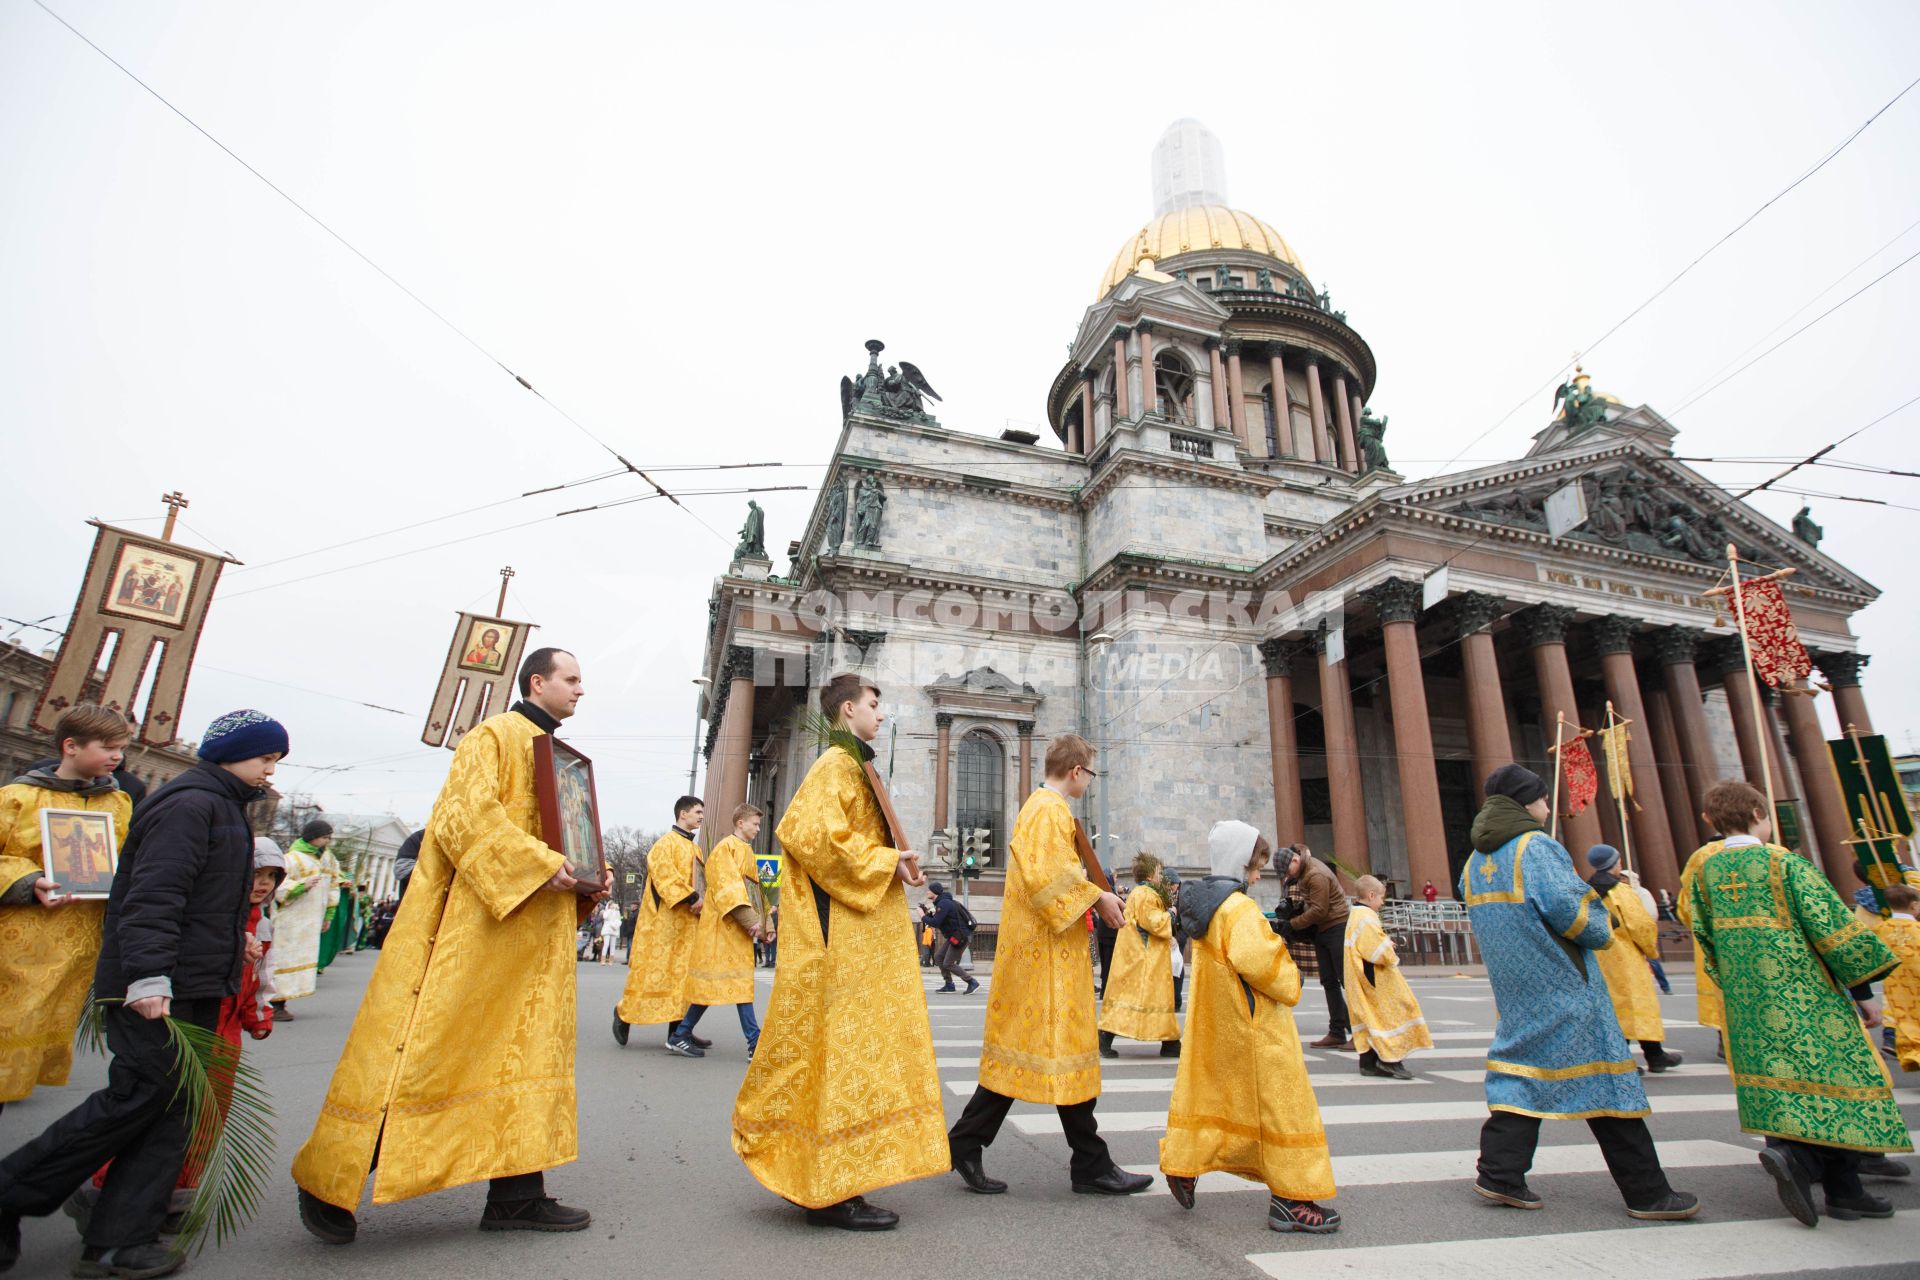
[928,890,974,943]
[1286,854,1350,935]
[93,761,263,1002]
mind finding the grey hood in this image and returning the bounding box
[1175,875,1247,941]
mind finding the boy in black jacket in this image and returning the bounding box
[0,709,287,1280]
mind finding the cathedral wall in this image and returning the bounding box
[1085,471,1269,571]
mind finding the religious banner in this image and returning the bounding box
[1598,723,1636,803]
[421,610,535,749]
[1827,731,1914,839]
[1561,738,1598,816]
[32,517,236,746]
[1734,578,1812,688]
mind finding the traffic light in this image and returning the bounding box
[961,827,991,878]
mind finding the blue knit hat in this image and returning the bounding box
[1586,843,1622,873]
[1853,886,1880,911]
[198,709,289,763]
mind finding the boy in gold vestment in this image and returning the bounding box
[1097,851,1180,1058]
[1345,875,1431,1080]
[676,802,764,1058]
[947,735,1154,1198]
[612,798,705,1053]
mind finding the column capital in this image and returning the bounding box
[1453,591,1504,638]
[1813,650,1869,688]
[723,644,757,681]
[1222,340,1244,358]
[1650,625,1701,667]
[1587,615,1637,657]
[1258,636,1312,678]
[1135,319,1156,335]
[1362,578,1425,624]
[1514,602,1576,647]
[934,713,955,730]
[1014,720,1035,737]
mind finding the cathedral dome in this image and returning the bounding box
[1097,205,1307,298]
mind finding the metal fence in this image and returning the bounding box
[1380,898,1480,966]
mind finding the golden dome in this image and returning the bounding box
[1098,205,1306,298]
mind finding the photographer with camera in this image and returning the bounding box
[1277,844,1351,1050]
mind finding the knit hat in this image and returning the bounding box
[1208,819,1261,878]
[1483,763,1548,807]
[1854,886,1881,911]
[1586,843,1622,873]
[198,709,289,764]
[926,881,946,897]
[300,818,333,843]
[1162,869,1182,885]
[253,837,287,885]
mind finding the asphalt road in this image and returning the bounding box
[4,950,1916,1279]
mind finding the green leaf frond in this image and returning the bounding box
[161,1018,276,1258]
[792,707,865,763]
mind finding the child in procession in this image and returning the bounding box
[1344,875,1430,1080]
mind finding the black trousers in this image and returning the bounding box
[1312,926,1349,1036]
[1477,1111,1672,1209]
[0,998,221,1250]
[1767,1137,1865,1200]
[948,1086,1115,1183]
[1095,933,1116,993]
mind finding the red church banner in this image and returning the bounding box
[1735,578,1812,688]
[1562,738,1598,816]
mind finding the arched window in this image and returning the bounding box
[955,730,1006,866]
[1153,352,1196,425]
[1263,389,1280,455]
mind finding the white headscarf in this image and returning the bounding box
[1208,819,1261,878]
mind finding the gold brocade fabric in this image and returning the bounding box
[617,831,700,1025]
[979,787,1105,1105]
[732,747,947,1209]
[1870,915,1919,1072]
[0,783,127,1102]
[1594,882,1665,1042]
[1676,842,1726,1030]
[1160,892,1335,1200]
[687,834,757,1006]
[1098,885,1179,1043]
[290,711,572,1209]
[1343,904,1432,1061]
[273,840,335,1000]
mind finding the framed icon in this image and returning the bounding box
[38,808,120,899]
[534,735,605,923]
[457,618,516,675]
[98,538,204,631]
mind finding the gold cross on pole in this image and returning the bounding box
[160,491,190,542]
[497,566,516,616]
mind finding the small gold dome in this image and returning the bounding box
[1098,205,1306,298]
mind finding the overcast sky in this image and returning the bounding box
[3,1,1917,833]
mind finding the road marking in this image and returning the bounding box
[1244,1210,1918,1280]
[1010,1093,1742,1135]
[944,1072,1417,1096]
[1124,1137,1757,1195]
[1428,1064,1729,1084]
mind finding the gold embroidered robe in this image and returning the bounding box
[1098,884,1179,1043]
[686,834,757,1006]
[1676,841,1725,1031]
[0,782,128,1102]
[1160,891,1335,1200]
[1873,914,1920,1072]
[291,710,573,1208]
[979,787,1105,1104]
[1343,904,1432,1061]
[731,745,946,1208]
[1594,880,1665,1043]
[617,829,700,1026]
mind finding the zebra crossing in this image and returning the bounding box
[916,966,1919,1277]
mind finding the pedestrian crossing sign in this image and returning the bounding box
[756,855,782,888]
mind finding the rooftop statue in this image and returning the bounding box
[734,499,767,560]
[1792,504,1824,548]
[1552,366,1609,434]
[1357,409,1390,473]
[840,339,941,423]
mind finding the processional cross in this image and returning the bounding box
[160,491,190,542]
[497,565,515,615]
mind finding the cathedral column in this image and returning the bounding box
[1652,627,1714,836]
[1137,325,1155,415]
[1226,344,1251,451]
[1365,580,1448,895]
[1588,617,1679,897]
[1706,638,1780,791]
[1455,592,1513,788]
[932,713,953,834]
[1208,344,1229,432]
[1080,380,1096,454]
[1304,359,1331,464]
[1815,652,1874,734]
[1315,626,1370,873]
[1268,349,1296,457]
[1350,390,1366,458]
[1016,720,1034,798]
[1259,638,1306,846]
[1642,675,1705,861]
[714,645,757,847]
[1111,336,1129,421]
[1332,372,1359,473]
[1515,604,1603,855]
[1779,679,1862,891]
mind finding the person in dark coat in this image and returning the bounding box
[0,710,286,1279]
[925,882,979,995]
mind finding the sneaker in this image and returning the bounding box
[1474,1178,1543,1210]
[665,1037,705,1058]
[1627,1191,1700,1220]
[297,1188,358,1245]
[479,1197,592,1232]
[1825,1192,1894,1220]
[72,1243,182,1279]
[963,979,980,995]
[934,985,957,993]
[611,1009,629,1047]
[1268,1196,1340,1233]
[687,1034,713,1049]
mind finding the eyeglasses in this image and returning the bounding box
[1077,765,1102,778]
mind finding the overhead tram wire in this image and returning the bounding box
[32,0,720,546]
[1424,68,1920,480]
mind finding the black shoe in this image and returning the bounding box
[1644,1050,1684,1073]
[1759,1146,1817,1227]
[935,985,957,993]
[1474,1178,1543,1210]
[952,1157,1007,1195]
[1358,1059,1393,1078]
[299,1189,358,1245]
[611,1008,629,1047]
[963,979,980,995]
[1381,1060,1414,1081]
[1098,1031,1118,1059]
[688,1034,713,1049]
[480,1197,591,1232]
[1166,1174,1196,1209]
[0,1212,18,1274]
[1627,1191,1700,1220]
[804,1197,898,1231]
[1825,1192,1894,1221]
[72,1243,182,1279]
[1268,1197,1341,1233]
[1859,1155,1911,1179]
[1072,1167,1153,1196]
[1159,1040,1180,1058]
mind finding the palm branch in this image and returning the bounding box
[792,707,866,763]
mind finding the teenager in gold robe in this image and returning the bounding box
[612,799,704,1053]
[948,735,1153,1198]
[293,649,609,1243]
[1876,884,1920,1072]
[1676,830,1726,1054]
[1097,851,1180,1058]
[677,802,764,1057]
[1161,820,1339,1233]
[731,674,944,1231]
[1585,843,1682,1071]
[1345,875,1431,1080]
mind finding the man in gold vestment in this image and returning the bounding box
[731,675,945,1231]
[948,735,1153,1198]
[293,649,609,1243]
[612,798,705,1053]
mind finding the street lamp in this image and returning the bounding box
[686,676,712,793]
[1087,632,1115,870]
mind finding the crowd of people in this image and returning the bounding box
[0,649,1914,1274]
